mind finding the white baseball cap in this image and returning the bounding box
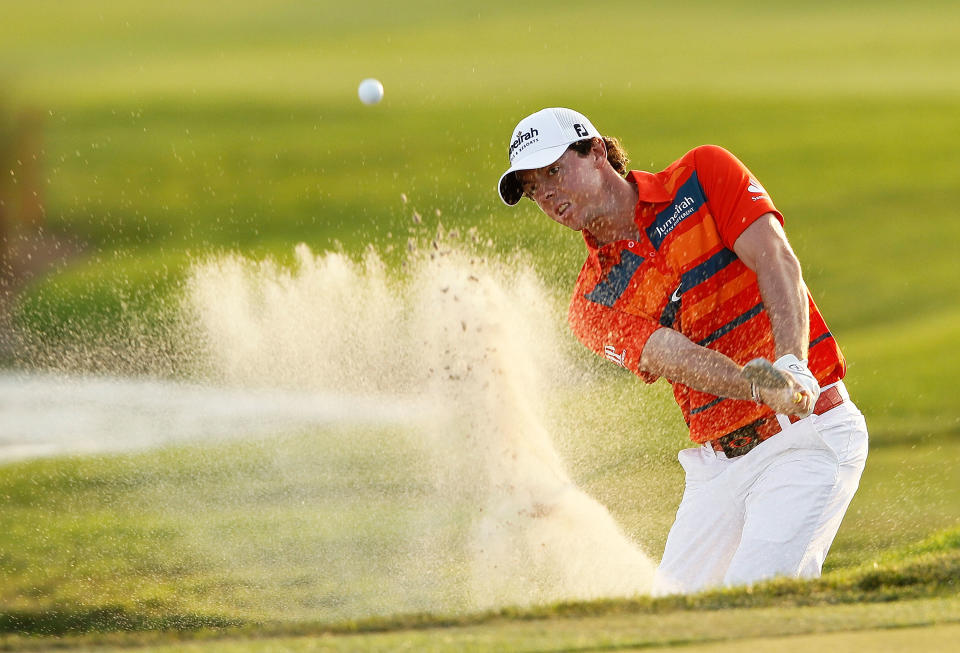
[497,107,602,206]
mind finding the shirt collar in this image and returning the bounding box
[626,169,673,204]
[582,170,671,268]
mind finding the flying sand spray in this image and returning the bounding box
[7,227,655,618]
[185,232,656,611]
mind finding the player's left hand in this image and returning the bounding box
[773,354,820,413]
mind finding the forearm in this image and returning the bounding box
[639,327,753,400]
[755,249,809,360]
[732,214,810,360]
[639,327,815,416]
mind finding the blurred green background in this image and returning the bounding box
[2,0,957,439]
[1,0,959,644]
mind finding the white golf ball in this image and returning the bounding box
[358,78,384,105]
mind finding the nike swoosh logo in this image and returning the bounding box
[747,180,767,195]
[671,286,682,302]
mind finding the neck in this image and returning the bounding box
[585,170,640,247]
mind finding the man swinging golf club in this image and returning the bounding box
[497,107,869,594]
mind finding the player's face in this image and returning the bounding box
[517,147,603,231]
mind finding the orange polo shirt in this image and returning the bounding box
[568,144,844,444]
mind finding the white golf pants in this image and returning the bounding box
[651,381,868,596]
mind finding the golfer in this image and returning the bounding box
[497,107,868,595]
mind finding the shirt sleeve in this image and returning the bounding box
[568,285,661,384]
[694,144,783,249]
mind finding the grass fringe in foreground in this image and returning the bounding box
[303,528,960,633]
[0,526,956,649]
[0,607,242,637]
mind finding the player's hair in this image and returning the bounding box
[568,137,629,176]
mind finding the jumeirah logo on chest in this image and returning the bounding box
[655,196,696,238]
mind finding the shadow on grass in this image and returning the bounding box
[0,605,242,636]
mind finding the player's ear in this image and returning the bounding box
[591,138,608,167]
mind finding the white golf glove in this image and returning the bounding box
[773,354,820,416]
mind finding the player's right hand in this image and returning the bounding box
[757,376,815,417]
[742,357,815,418]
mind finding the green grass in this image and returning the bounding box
[0,428,446,624]
[0,430,956,642]
[1,0,959,650]
[0,396,956,644]
[5,602,960,652]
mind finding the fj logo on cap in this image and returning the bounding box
[574,123,589,138]
[509,128,540,160]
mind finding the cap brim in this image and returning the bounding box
[497,142,572,206]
